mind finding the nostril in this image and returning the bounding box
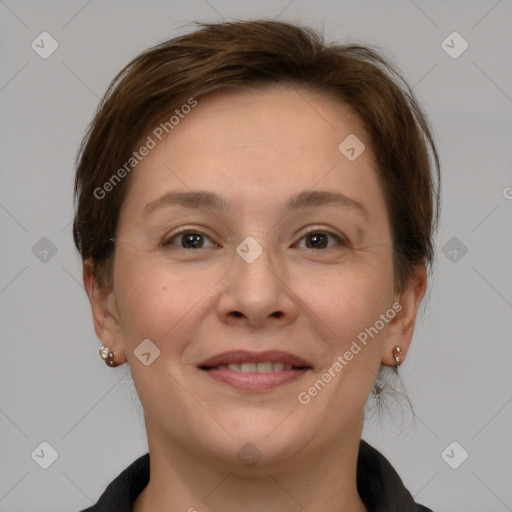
[229,311,283,319]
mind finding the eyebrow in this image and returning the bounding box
[143,190,368,219]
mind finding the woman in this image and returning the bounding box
[73,19,439,511]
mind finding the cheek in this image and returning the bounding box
[112,253,183,341]
[291,254,394,343]
[293,264,394,418]
[112,251,221,346]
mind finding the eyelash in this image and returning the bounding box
[162,228,350,250]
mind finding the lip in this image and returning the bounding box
[197,349,311,369]
[204,367,309,391]
[198,350,312,392]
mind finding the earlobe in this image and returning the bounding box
[381,263,427,367]
[83,259,126,366]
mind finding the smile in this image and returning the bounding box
[198,350,312,392]
[215,362,295,372]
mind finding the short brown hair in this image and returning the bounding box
[73,19,440,293]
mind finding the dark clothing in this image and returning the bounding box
[79,440,433,511]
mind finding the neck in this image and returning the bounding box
[134,421,367,512]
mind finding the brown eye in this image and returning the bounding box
[305,233,328,249]
[163,230,219,249]
[296,230,348,249]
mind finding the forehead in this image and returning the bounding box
[167,84,368,155]
[119,84,384,220]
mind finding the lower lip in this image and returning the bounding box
[203,368,309,391]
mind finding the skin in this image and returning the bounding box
[84,84,426,512]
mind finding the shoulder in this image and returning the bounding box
[78,453,150,512]
[357,440,434,512]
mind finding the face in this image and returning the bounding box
[95,85,412,470]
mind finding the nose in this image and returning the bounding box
[217,239,298,329]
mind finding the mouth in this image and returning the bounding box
[198,350,312,392]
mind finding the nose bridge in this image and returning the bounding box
[219,234,296,325]
[233,234,279,297]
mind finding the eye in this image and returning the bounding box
[295,230,348,249]
[162,228,348,250]
[163,229,220,249]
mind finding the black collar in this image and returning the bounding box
[80,440,433,511]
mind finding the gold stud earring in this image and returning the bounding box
[99,345,118,367]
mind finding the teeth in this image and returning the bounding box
[218,362,294,373]
[257,362,273,373]
[240,362,257,373]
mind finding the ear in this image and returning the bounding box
[83,258,127,366]
[381,263,427,367]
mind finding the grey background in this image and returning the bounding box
[0,0,511,511]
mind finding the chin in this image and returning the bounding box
[202,411,316,470]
